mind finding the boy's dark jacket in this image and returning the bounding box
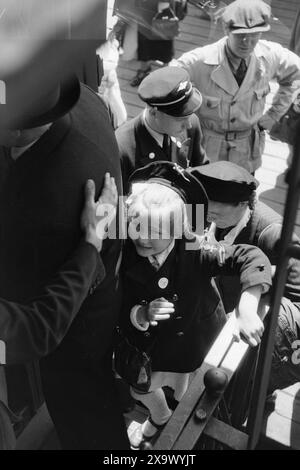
[120,237,272,373]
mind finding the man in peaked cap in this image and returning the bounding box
[190,161,300,391]
[115,66,208,194]
[174,0,300,173]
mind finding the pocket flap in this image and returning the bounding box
[205,96,221,109]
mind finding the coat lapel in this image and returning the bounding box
[206,40,239,96]
[207,39,267,98]
[211,62,239,96]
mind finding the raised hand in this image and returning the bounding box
[81,174,118,252]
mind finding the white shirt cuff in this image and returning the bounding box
[130,305,150,331]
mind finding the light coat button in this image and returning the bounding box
[149,152,155,159]
[158,277,169,289]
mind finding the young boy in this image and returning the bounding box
[117,161,272,448]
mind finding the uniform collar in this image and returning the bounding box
[143,110,164,147]
[225,44,251,72]
[148,239,175,270]
[205,37,266,97]
[218,208,251,246]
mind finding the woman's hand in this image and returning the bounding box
[81,174,118,252]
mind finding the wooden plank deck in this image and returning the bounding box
[109,0,300,236]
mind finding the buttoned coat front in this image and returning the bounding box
[176,38,300,172]
[120,237,272,373]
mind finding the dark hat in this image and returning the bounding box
[138,66,202,117]
[222,0,271,34]
[129,161,208,230]
[189,161,258,203]
[0,75,80,130]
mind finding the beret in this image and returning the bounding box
[189,161,258,203]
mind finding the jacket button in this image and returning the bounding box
[149,152,155,159]
[177,331,184,337]
[230,117,236,123]
[144,332,151,338]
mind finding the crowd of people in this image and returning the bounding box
[1,0,300,451]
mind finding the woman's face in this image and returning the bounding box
[207,200,247,229]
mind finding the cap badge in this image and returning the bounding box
[158,277,169,289]
[173,163,189,181]
[177,80,188,92]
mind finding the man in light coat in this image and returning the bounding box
[173,0,300,173]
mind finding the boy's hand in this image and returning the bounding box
[81,174,118,252]
[233,310,264,347]
[143,297,175,327]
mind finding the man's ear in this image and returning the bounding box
[223,25,230,37]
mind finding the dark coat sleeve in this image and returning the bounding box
[0,241,105,364]
[198,242,272,293]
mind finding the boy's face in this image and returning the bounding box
[128,212,175,257]
[133,237,173,257]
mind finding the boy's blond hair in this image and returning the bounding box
[126,182,191,239]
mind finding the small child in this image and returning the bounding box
[118,161,272,449]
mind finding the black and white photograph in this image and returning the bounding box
[0,0,300,456]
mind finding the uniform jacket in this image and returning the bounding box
[0,242,103,364]
[120,237,272,373]
[216,201,300,313]
[176,38,300,172]
[116,112,208,193]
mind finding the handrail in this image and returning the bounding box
[153,313,251,450]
